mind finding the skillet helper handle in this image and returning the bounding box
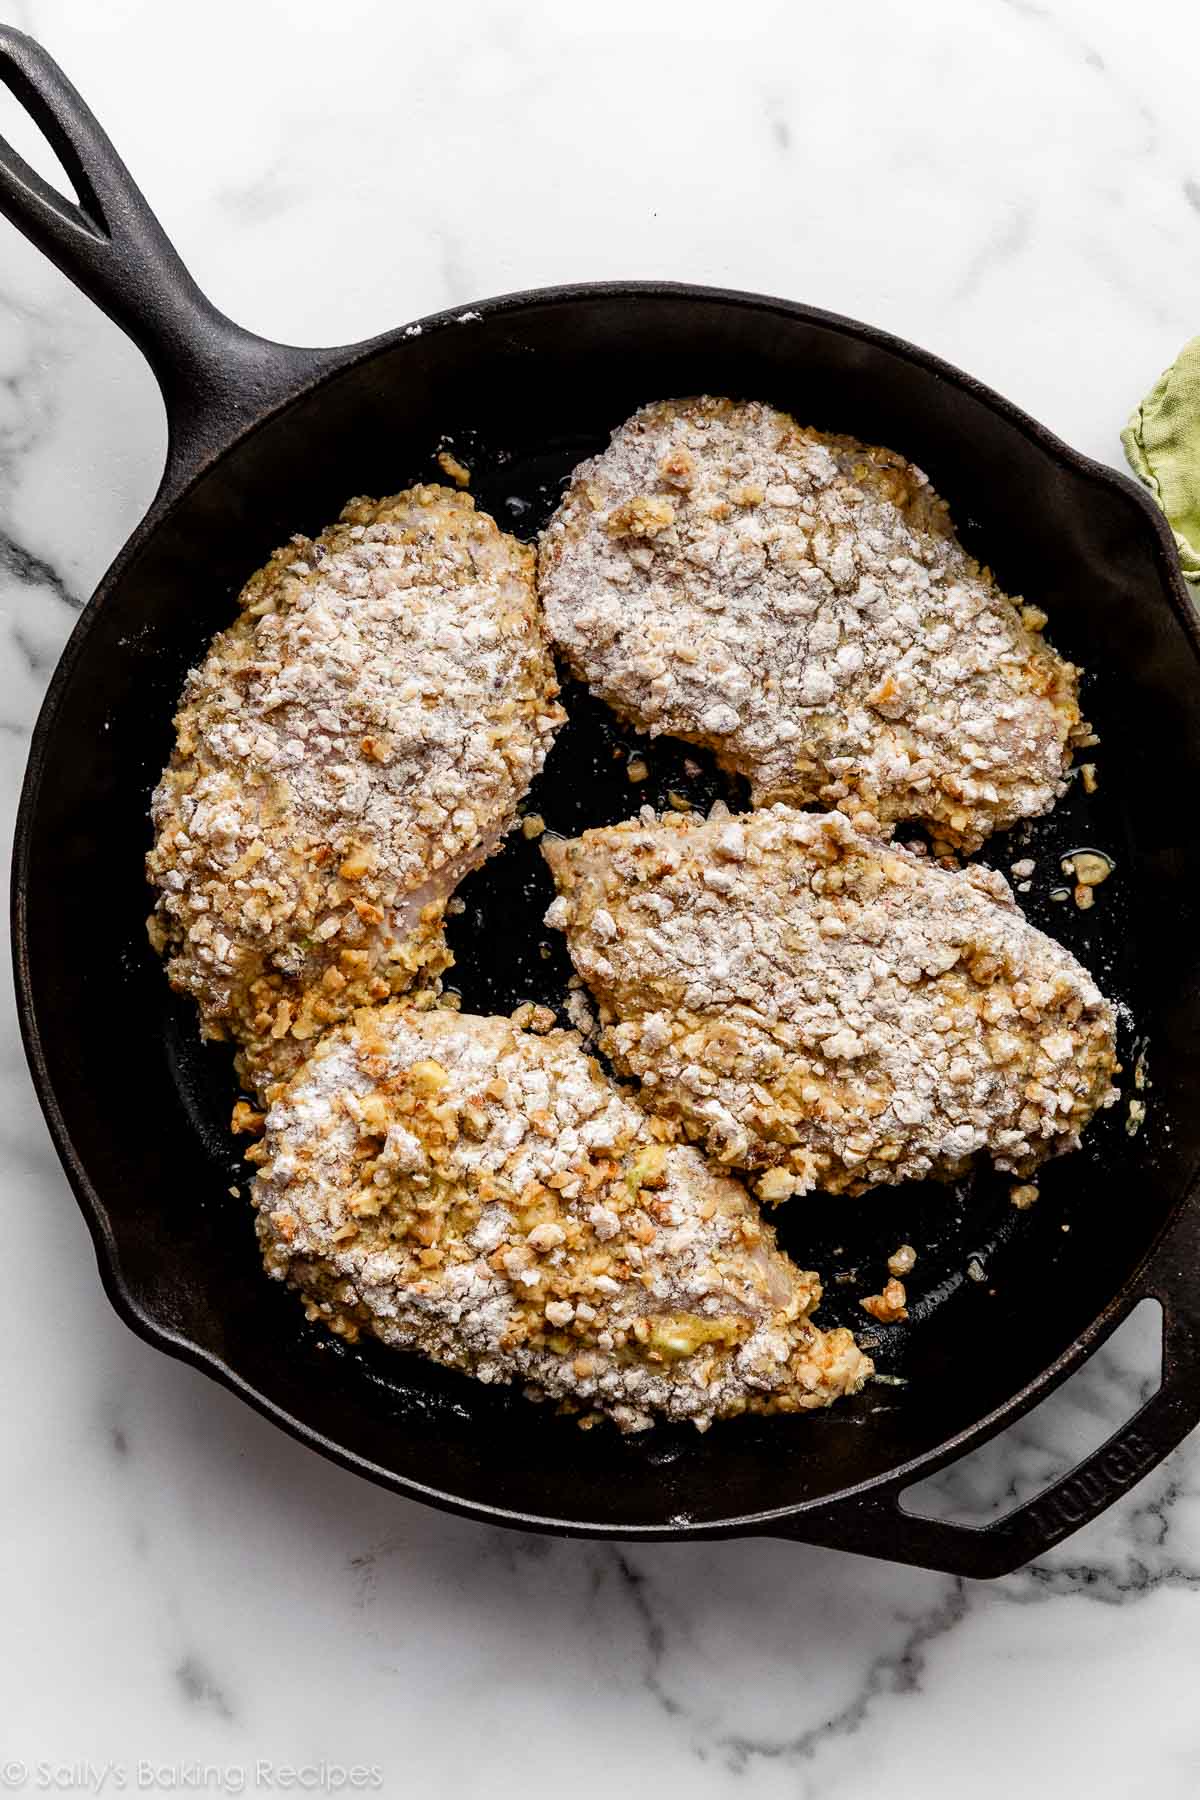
[764,1197,1200,1578]
[0,28,322,491]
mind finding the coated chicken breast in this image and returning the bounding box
[147,486,565,1097]
[250,1005,872,1431]
[538,397,1085,852]
[544,806,1119,1198]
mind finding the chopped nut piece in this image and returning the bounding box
[729,482,766,507]
[337,845,374,880]
[1080,763,1098,794]
[231,1100,266,1135]
[627,1144,669,1189]
[521,813,546,840]
[527,1221,566,1252]
[436,449,471,487]
[886,1243,917,1277]
[358,1092,390,1133]
[860,1279,908,1324]
[1010,1183,1039,1209]
[1066,851,1112,887]
[512,1002,557,1035]
[605,494,676,538]
[626,757,649,783]
[757,1167,802,1204]
[659,447,696,488]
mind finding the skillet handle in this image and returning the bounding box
[0,28,330,495]
[761,1196,1200,1578]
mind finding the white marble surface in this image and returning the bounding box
[2,0,1200,1793]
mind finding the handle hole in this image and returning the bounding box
[899,1298,1162,1527]
[0,78,83,210]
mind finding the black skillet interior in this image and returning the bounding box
[19,287,1200,1535]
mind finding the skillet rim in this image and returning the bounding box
[12,276,1200,1539]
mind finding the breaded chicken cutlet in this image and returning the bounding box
[538,397,1085,852]
[544,806,1119,1198]
[147,486,565,1097]
[250,1006,872,1431]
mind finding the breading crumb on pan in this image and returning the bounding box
[147,486,564,1096]
[538,397,1085,852]
[251,1006,872,1431]
[544,805,1119,1197]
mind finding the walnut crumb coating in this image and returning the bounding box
[250,1006,871,1431]
[146,486,565,1097]
[543,806,1119,1198]
[538,397,1086,852]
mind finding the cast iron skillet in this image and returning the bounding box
[6,29,1200,1579]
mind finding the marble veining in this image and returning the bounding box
[2,1,1200,1795]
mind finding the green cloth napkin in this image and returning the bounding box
[1123,335,1200,596]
